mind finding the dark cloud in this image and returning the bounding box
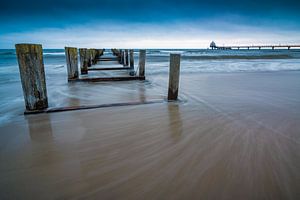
[0,0,300,33]
[1,0,300,19]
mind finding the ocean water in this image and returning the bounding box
[0,48,300,126]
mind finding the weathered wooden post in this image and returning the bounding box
[65,47,78,80]
[87,49,92,67]
[91,49,97,65]
[168,54,181,101]
[79,48,88,74]
[119,49,123,64]
[139,50,146,77]
[130,49,134,69]
[122,51,126,66]
[15,44,48,111]
[94,49,97,64]
[112,49,119,60]
[94,49,97,62]
[95,49,100,60]
[125,49,129,66]
[90,49,94,65]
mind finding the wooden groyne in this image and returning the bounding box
[15,44,182,114]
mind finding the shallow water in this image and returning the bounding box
[0,49,300,199]
[1,49,300,125]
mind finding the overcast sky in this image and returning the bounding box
[1,0,300,48]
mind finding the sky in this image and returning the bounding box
[0,0,300,48]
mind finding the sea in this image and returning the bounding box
[1,48,300,126]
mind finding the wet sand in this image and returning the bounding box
[0,71,300,199]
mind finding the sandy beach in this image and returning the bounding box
[0,70,299,199]
[1,0,300,198]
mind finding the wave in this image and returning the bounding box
[181,54,293,60]
[159,50,186,54]
[54,65,65,69]
[145,49,300,59]
[146,60,300,74]
[0,52,15,55]
[43,52,65,56]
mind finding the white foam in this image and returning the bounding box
[43,52,65,56]
[146,59,300,74]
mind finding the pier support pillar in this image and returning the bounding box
[15,43,48,111]
[168,54,181,101]
[65,47,79,80]
[138,50,146,77]
[79,48,89,74]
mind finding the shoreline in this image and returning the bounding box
[1,70,300,127]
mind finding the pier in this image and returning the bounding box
[210,41,300,50]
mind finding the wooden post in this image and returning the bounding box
[122,51,126,66]
[91,49,97,65]
[90,49,94,65]
[119,49,123,64]
[139,50,146,77]
[15,44,48,111]
[125,49,129,66]
[87,49,92,67]
[168,54,181,101]
[95,49,100,60]
[94,49,97,64]
[79,48,88,74]
[130,49,134,69]
[65,47,78,80]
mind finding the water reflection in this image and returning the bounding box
[26,114,53,142]
[139,83,146,102]
[66,83,82,107]
[168,104,182,141]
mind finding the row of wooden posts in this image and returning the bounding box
[15,43,181,113]
[111,49,135,69]
[65,47,146,81]
[65,47,105,79]
[112,48,139,76]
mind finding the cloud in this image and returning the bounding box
[1,21,300,48]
